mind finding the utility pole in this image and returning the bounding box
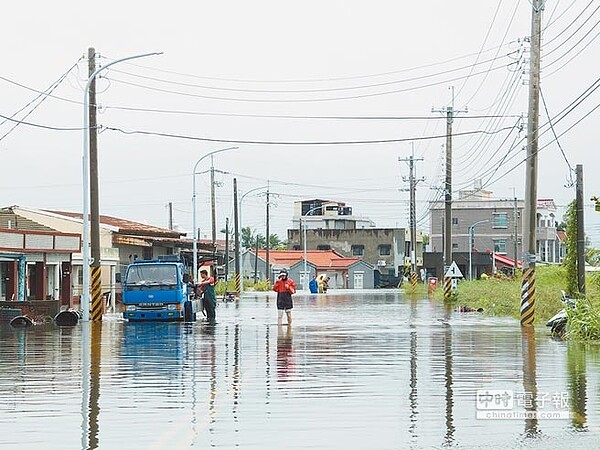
[513,191,519,275]
[210,156,217,264]
[521,0,543,326]
[254,235,259,282]
[88,47,103,322]
[224,217,229,283]
[433,87,467,299]
[265,183,270,283]
[168,202,173,230]
[233,178,241,294]
[399,143,424,276]
[576,164,585,295]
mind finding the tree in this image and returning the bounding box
[241,226,286,250]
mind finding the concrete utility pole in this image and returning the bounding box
[210,156,217,266]
[576,164,586,295]
[521,0,543,326]
[224,217,229,283]
[88,48,103,322]
[433,88,467,299]
[233,178,241,294]
[168,202,173,230]
[433,88,468,269]
[399,144,424,276]
[513,190,519,275]
[265,183,270,283]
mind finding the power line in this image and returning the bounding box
[106,63,513,103]
[0,112,85,131]
[101,124,515,146]
[106,41,516,84]
[108,52,518,95]
[0,58,83,143]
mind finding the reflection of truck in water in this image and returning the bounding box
[122,256,200,321]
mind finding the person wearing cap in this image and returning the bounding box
[273,269,296,325]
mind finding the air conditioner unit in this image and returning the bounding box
[377,260,387,267]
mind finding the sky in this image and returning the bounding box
[1,1,598,245]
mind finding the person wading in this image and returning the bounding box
[198,269,217,323]
[273,269,296,326]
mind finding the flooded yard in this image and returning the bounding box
[1,290,599,449]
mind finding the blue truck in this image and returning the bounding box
[122,256,201,322]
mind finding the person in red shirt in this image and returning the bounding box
[273,269,296,325]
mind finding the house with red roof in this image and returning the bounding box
[229,248,374,289]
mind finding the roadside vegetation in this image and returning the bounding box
[439,265,600,341]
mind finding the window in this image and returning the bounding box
[452,243,459,250]
[352,245,364,256]
[379,245,391,256]
[492,212,508,228]
[452,218,459,225]
[494,239,507,254]
[317,244,331,251]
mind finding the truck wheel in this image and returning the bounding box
[184,301,194,322]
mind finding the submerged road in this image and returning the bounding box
[0,290,599,449]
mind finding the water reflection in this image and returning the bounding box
[443,304,455,446]
[277,325,294,383]
[521,326,539,437]
[567,343,588,430]
[2,291,600,449]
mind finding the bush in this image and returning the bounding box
[567,298,600,341]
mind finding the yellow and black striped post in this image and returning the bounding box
[410,272,417,289]
[520,267,535,325]
[90,266,103,322]
[235,273,241,295]
[444,276,452,301]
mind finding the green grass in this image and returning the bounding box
[434,265,600,340]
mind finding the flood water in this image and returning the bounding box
[1,290,599,449]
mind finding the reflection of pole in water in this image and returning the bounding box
[232,324,241,436]
[409,330,418,440]
[81,322,102,450]
[521,326,538,437]
[567,343,587,430]
[443,304,455,445]
[408,298,418,441]
[265,325,271,404]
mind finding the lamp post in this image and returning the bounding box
[468,219,489,281]
[302,205,322,290]
[81,51,162,321]
[192,146,239,283]
[238,185,268,295]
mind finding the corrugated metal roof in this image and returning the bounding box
[46,210,185,238]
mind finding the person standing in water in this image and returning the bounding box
[198,269,217,323]
[273,269,296,325]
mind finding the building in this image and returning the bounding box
[0,206,206,306]
[0,211,81,316]
[287,199,423,287]
[291,199,375,230]
[427,183,565,279]
[229,249,375,289]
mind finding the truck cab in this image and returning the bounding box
[122,257,199,321]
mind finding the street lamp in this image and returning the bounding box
[238,186,268,295]
[302,205,323,290]
[468,219,489,281]
[82,51,162,321]
[192,147,239,283]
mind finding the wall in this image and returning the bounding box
[288,228,409,276]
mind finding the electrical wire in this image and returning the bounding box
[540,88,575,185]
[104,41,517,84]
[108,52,518,95]
[0,112,85,131]
[102,124,515,146]
[106,63,512,103]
